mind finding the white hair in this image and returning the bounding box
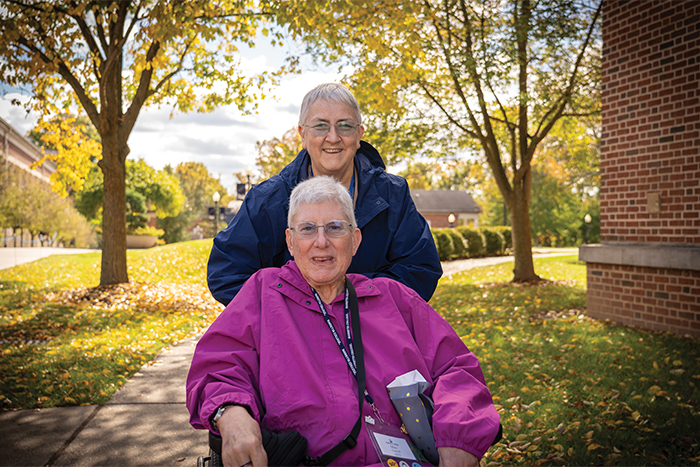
[298,83,362,126]
[288,176,356,228]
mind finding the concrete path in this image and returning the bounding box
[0,336,208,467]
[0,247,99,271]
[0,248,578,466]
[441,248,578,276]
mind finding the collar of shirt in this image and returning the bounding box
[269,261,381,313]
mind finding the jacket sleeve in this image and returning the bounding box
[207,184,289,306]
[394,284,501,459]
[362,178,442,302]
[186,275,264,432]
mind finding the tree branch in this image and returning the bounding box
[15,36,100,133]
[515,0,531,182]
[69,6,105,61]
[530,1,602,151]
[121,39,161,139]
[93,2,110,53]
[122,0,145,49]
[455,0,512,201]
[101,1,131,98]
[417,79,477,138]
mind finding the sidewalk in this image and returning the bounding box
[441,247,578,276]
[0,336,208,467]
[0,248,578,466]
[0,247,99,271]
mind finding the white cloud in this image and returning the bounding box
[1,59,342,194]
[0,92,37,135]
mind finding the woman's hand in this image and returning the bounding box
[217,405,268,467]
[437,446,479,467]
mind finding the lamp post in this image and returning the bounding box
[584,214,592,244]
[448,212,456,228]
[212,191,221,235]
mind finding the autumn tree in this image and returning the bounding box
[28,114,102,198]
[76,159,184,230]
[0,162,95,247]
[275,0,602,282]
[254,127,301,181]
[0,0,285,285]
[158,162,227,243]
[528,115,600,246]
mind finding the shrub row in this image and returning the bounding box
[431,226,512,261]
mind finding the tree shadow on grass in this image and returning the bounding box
[431,279,699,465]
[0,282,220,410]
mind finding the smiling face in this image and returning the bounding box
[286,200,362,301]
[298,99,365,187]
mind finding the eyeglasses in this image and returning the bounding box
[303,122,360,137]
[290,221,353,239]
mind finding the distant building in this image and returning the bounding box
[0,116,55,182]
[410,189,482,228]
[1,116,57,247]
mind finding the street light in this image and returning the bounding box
[584,214,592,244]
[212,191,221,234]
[448,212,456,228]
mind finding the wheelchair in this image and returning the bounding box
[197,425,502,466]
[196,432,223,467]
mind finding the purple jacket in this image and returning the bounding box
[187,262,500,464]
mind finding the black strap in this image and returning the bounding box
[304,277,365,466]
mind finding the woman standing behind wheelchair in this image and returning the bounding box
[187,176,500,467]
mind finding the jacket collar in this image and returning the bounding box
[280,142,389,230]
[282,140,385,185]
[272,261,381,313]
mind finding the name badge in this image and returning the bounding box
[365,420,435,467]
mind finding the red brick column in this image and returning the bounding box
[580,0,700,338]
[586,262,700,336]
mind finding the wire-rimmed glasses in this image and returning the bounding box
[303,122,360,137]
[290,221,353,239]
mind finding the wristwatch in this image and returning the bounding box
[212,404,232,431]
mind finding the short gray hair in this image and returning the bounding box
[288,176,356,228]
[298,83,362,126]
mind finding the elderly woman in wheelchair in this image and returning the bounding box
[187,176,501,467]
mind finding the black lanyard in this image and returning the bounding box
[311,285,357,378]
[311,283,378,409]
[304,278,365,466]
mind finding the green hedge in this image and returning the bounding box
[480,227,505,256]
[455,226,485,258]
[433,229,454,261]
[445,228,467,259]
[492,226,512,251]
[431,226,512,260]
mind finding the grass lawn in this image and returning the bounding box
[0,240,221,407]
[1,244,698,465]
[432,255,700,466]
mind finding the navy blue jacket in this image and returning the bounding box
[207,141,442,305]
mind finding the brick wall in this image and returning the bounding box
[583,0,700,338]
[601,0,700,245]
[586,262,700,337]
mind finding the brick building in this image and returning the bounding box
[1,116,58,247]
[410,189,482,228]
[1,115,55,182]
[579,1,700,337]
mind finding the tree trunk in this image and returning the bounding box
[98,144,129,285]
[510,168,540,282]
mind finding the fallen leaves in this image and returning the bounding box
[0,244,222,410]
[435,256,700,466]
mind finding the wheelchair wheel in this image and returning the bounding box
[209,448,223,467]
[196,456,208,467]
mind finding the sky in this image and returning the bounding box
[0,37,342,195]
